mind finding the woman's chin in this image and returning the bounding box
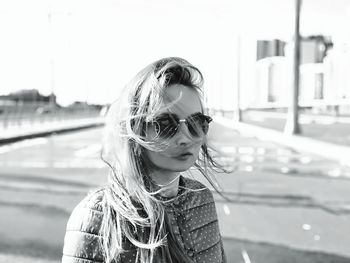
[162,162,195,172]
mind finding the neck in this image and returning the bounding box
[149,170,181,198]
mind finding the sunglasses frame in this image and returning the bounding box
[149,112,212,139]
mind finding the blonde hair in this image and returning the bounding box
[99,57,224,262]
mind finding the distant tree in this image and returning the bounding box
[3,89,58,105]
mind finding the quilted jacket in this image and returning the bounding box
[62,176,226,263]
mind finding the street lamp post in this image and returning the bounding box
[234,35,242,122]
[285,0,302,135]
[48,10,56,120]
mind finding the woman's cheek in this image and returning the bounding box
[194,144,202,158]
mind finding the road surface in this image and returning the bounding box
[0,124,349,262]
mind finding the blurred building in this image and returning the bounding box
[0,89,58,115]
[298,36,333,104]
[300,36,332,64]
[254,39,288,107]
[252,36,334,108]
[255,56,289,106]
[299,63,324,102]
[0,89,57,104]
[323,40,350,102]
[257,39,286,61]
[213,35,347,112]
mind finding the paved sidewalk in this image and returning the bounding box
[241,110,350,147]
[215,116,350,165]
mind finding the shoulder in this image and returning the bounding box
[181,175,209,189]
[181,176,213,196]
[180,176,216,209]
[62,188,105,263]
[77,188,105,212]
[66,188,105,232]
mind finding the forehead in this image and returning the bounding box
[163,84,202,117]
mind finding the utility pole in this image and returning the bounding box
[233,35,242,122]
[48,9,55,112]
[285,0,302,134]
[47,0,72,111]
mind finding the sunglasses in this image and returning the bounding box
[148,112,212,139]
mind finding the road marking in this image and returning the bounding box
[280,166,290,173]
[300,156,312,164]
[276,148,293,155]
[240,155,254,163]
[220,146,237,154]
[256,147,266,154]
[276,156,290,163]
[302,224,311,231]
[223,204,230,215]
[74,144,102,157]
[238,147,255,154]
[241,250,252,263]
[243,165,254,172]
[327,168,341,178]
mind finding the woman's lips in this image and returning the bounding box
[173,152,193,160]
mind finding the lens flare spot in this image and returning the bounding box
[302,224,311,231]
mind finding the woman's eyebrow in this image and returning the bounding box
[157,111,202,120]
[186,111,202,118]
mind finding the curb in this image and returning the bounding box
[0,120,105,146]
[215,116,350,165]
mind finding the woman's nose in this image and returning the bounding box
[175,122,192,145]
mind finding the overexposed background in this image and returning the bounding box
[0,0,349,106]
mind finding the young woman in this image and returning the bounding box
[62,57,227,263]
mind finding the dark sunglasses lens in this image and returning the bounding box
[154,114,178,138]
[187,114,211,137]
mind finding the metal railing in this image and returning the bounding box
[0,105,103,131]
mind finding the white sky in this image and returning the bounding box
[0,0,349,106]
